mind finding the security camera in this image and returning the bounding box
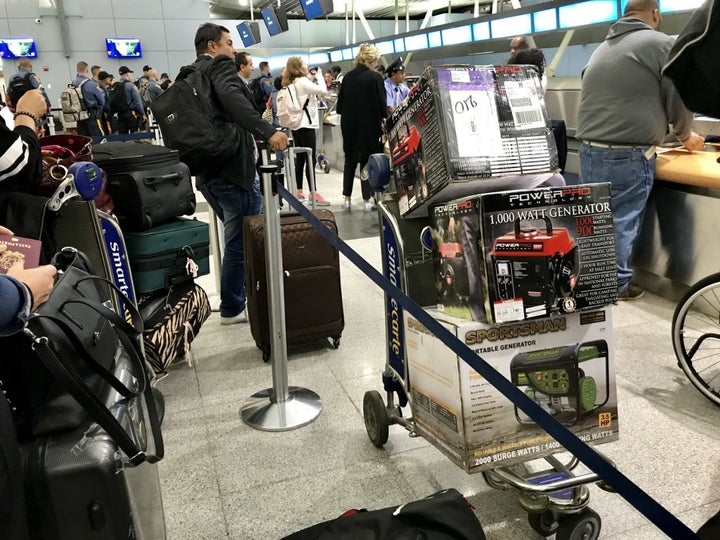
[34,18,41,24]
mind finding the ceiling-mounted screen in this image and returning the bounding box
[261,5,289,36]
[473,22,490,41]
[491,14,532,38]
[237,21,261,47]
[558,1,617,29]
[299,0,333,21]
[105,38,142,59]
[441,25,472,46]
[0,38,38,59]
[405,34,429,51]
[533,9,557,32]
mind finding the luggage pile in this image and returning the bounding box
[93,142,212,377]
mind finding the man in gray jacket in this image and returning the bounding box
[576,0,704,300]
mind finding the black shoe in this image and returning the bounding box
[618,284,645,301]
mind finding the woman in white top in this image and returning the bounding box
[282,57,330,206]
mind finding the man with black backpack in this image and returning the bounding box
[111,66,146,134]
[7,59,51,125]
[191,23,288,324]
[248,61,273,113]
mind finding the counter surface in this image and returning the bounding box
[654,146,720,188]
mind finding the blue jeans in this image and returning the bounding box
[579,143,656,291]
[199,180,256,318]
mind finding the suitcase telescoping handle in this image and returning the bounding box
[143,172,183,190]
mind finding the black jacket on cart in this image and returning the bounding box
[193,54,276,190]
[663,0,720,118]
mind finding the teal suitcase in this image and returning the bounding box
[125,217,210,294]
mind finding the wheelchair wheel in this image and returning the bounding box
[671,272,720,407]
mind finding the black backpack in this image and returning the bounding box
[249,77,266,113]
[149,64,235,175]
[108,81,130,114]
[7,73,34,107]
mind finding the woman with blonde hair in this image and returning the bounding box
[336,43,387,212]
[282,56,330,205]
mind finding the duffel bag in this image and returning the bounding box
[281,489,485,540]
[139,281,211,377]
[93,142,196,232]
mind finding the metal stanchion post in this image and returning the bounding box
[240,163,322,431]
[207,205,223,312]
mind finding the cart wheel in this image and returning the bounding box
[151,387,165,426]
[332,337,340,349]
[528,510,559,537]
[363,390,389,447]
[556,508,601,540]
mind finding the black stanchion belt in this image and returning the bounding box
[276,183,698,539]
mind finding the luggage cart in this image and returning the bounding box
[362,198,613,540]
[315,101,331,174]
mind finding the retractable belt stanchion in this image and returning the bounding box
[240,162,322,431]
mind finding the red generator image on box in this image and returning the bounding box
[391,124,427,205]
[490,217,579,320]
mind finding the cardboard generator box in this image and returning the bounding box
[429,183,618,324]
[405,307,618,473]
[386,65,559,218]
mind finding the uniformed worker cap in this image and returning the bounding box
[97,71,112,81]
[142,65,152,72]
[386,57,405,76]
[119,66,133,75]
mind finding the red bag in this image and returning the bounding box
[38,134,114,212]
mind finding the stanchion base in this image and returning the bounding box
[240,386,322,431]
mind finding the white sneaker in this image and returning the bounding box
[220,310,248,325]
[364,201,377,213]
[342,199,351,210]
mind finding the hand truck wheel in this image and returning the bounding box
[671,272,720,406]
[556,507,601,540]
[363,390,389,447]
[528,510,559,537]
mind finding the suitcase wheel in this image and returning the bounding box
[332,337,340,349]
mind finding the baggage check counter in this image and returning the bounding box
[632,146,720,301]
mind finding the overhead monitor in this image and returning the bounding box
[491,14,532,38]
[237,21,261,47]
[558,1,617,29]
[473,22,490,41]
[534,9,558,32]
[299,0,333,21]
[405,34,429,51]
[105,38,142,59]
[394,38,406,53]
[330,50,343,62]
[0,38,38,59]
[428,31,442,48]
[441,25,472,46]
[375,40,395,55]
[261,5,289,36]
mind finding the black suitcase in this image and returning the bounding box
[124,217,210,294]
[93,142,196,232]
[21,429,166,540]
[244,210,344,362]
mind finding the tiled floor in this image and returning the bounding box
[157,169,720,539]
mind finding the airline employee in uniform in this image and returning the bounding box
[384,57,409,115]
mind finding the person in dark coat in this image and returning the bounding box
[336,43,387,213]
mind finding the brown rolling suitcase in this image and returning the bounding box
[243,209,344,362]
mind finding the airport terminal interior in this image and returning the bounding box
[1,0,720,538]
[171,171,720,540]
